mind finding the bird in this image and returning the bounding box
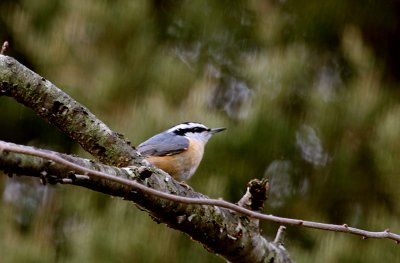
[137,122,225,181]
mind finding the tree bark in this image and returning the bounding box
[0,55,292,263]
[0,55,139,167]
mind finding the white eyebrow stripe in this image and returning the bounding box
[167,123,208,133]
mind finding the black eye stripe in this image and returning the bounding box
[173,127,207,135]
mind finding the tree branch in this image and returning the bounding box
[1,140,400,245]
[1,52,399,263]
[0,54,139,167]
[0,140,292,263]
[1,54,292,262]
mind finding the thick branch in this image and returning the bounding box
[0,54,139,166]
[2,141,400,246]
[0,141,292,263]
[2,53,398,263]
[0,54,293,262]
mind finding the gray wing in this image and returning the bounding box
[137,133,189,157]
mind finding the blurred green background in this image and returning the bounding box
[1,0,400,262]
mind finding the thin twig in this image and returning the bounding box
[1,141,399,244]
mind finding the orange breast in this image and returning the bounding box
[145,139,204,181]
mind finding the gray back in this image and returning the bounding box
[137,132,189,157]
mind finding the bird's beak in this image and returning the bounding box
[210,127,226,134]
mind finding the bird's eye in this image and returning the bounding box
[193,127,206,133]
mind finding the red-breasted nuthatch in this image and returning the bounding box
[137,122,225,181]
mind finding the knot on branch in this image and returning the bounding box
[237,178,269,212]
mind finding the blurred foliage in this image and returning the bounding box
[1,0,400,262]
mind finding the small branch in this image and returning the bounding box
[270,226,291,263]
[274,226,287,245]
[1,41,9,55]
[1,140,400,244]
